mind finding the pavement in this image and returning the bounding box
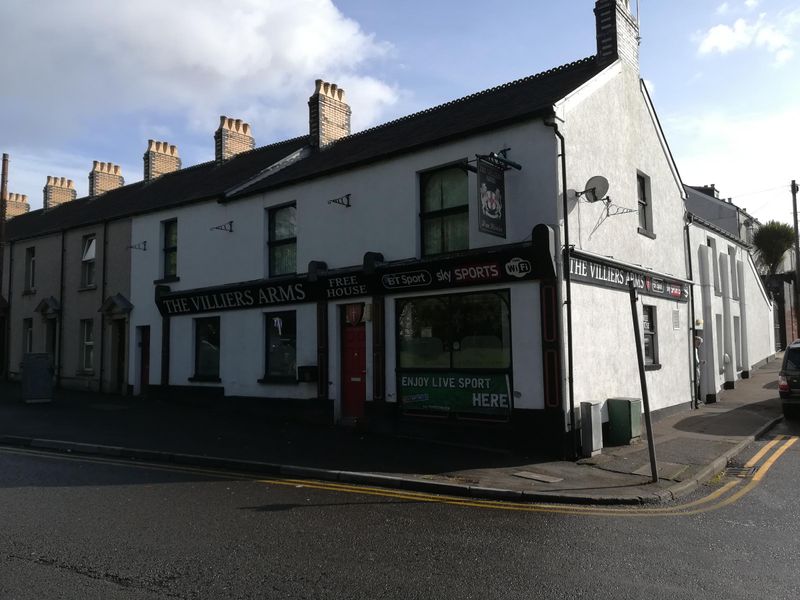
[0,355,786,505]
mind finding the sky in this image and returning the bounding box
[0,0,798,225]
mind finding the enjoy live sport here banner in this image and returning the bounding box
[398,372,511,418]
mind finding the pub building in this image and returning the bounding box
[2,1,777,456]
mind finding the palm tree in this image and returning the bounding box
[752,220,795,276]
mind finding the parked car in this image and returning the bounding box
[778,339,800,419]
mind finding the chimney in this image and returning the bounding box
[308,79,351,148]
[143,140,181,182]
[6,193,29,219]
[215,116,255,162]
[43,176,77,209]
[595,0,639,69]
[89,161,124,197]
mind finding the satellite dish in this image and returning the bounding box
[583,175,609,203]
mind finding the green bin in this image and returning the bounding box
[607,397,642,445]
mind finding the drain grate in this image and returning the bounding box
[725,466,758,478]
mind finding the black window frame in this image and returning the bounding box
[637,172,655,239]
[80,234,97,288]
[260,310,297,383]
[162,219,178,280]
[268,203,297,277]
[24,246,36,292]
[191,316,221,382]
[420,164,469,257]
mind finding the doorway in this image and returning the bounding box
[137,325,150,396]
[112,320,127,394]
[340,303,366,419]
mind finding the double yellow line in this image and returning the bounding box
[0,435,796,517]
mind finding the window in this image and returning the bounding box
[80,319,94,371]
[263,311,297,381]
[729,246,738,299]
[162,219,178,279]
[268,204,296,276]
[24,247,36,292]
[22,318,33,354]
[421,166,469,256]
[637,172,653,237]
[81,235,97,288]
[398,290,511,370]
[193,317,220,380]
[642,305,658,366]
[707,237,720,293]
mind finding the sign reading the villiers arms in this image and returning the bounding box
[156,244,548,317]
[567,250,689,302]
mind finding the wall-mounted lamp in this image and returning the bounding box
[210,220,234,233]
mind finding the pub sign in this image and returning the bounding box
[477,157,506,238]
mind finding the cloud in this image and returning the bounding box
[716,2,730,15]
[0,0,399,151]
[744,0,760,8]
[697,10,799,65]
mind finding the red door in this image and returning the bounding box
[341,304,366,419]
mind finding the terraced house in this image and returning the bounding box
[0,0,778,456]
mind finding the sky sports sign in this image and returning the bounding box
[567,250,689,302]
[156,246,545,316]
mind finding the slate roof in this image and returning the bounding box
[7,55,602,241]
[228,56,602,199]
[6,136,308,241]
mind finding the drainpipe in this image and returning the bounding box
[543,115,577,458]
[684,214,698,407]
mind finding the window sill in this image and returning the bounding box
[78,285,97,292]
[258,376,299,385]
[22,288,36,296]
[188,375,221,383]
[154,276,180,285]
[644,363,662,371]
[637,227,657,240]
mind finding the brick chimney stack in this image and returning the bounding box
[308,79,351,148]
[594,0,639,69]
[43,176,77,209]
[6,193,29,219]
[143,140,181,182]
[89,161,124,197]
[215,116,255,162]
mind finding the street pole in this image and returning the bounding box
[0,154,8,381]
[793,180,800,339]
[629,280,658,483]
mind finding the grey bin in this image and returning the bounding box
[607,397,642,445]
[580,401,603,457]
[21,353,54,403]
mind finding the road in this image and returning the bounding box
[1,421,799,599]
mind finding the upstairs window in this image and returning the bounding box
[81,235,97,288]
[637,172,654,237]
[729,246,738,299]
[24,247,36,292]
[707,237,721,294]
[421,166,468,256]
[162,219,178,279]
[269,204,297,277]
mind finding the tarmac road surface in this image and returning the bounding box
[1,421,799,599]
